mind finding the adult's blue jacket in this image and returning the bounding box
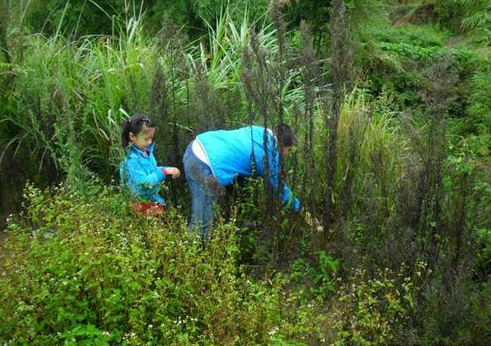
[196,125,300,212]
[119,142,167,205]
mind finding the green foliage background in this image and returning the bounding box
[0,0,490,345]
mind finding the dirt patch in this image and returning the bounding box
[389,5,411,24]
[0,230,11,266]
[397,2,438,25]
[0,142,59,230]
[0,230,7,244]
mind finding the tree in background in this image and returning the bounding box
[24,0,128,36]
[18,0,269,39]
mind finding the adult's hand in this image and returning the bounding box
[305,211,324,232]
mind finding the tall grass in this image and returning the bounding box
[0,4,307,201]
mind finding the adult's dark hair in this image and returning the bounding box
[274,124,296,147]
[121,113,156,148]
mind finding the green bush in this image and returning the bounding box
[0,182,287,345]
[435,0,491,44]
[288,251,340,298]
[23,0,128,36]
[329,267,416,346]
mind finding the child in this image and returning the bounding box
[120,113,180,216]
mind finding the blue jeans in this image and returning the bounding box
[183,141,222,240]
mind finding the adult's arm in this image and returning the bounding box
[266,149,301,212]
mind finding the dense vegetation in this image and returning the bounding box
[1,0,490,345]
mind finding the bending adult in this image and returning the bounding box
[183,124,301,240]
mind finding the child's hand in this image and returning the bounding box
[168,167,180,179]
[161,167,181,179]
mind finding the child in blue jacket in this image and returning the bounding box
[120,113,180,216]
[183,124,301,239]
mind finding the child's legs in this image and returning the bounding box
[183,142,218,240]
[132,201,165,217]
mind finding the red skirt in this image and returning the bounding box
[132,202,165,217]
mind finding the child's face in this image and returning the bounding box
[129,125,156,151]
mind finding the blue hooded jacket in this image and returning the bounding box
[196,125,300,212]
[119,142,167,205]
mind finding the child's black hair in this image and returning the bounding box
[121,113,156,149]
[274,124,296,148]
